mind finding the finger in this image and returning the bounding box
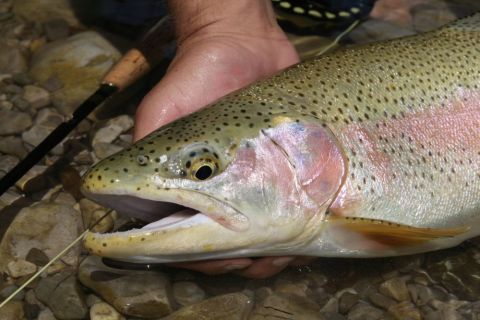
[167,258,253,275]
[234,256,295,279]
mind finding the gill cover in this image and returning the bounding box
[266,116,345,207]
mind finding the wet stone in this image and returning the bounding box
[6,259,37,278]
[12,0,86,27]
[35,269,88,320]
[408,284,433,306]
[10,94,29,110]
[321,296,339,314]
[3,84,22,94]
[92,115,134,146]
[387,301,421,320]
[86,294,103,308]
[29,31,121,115]
[25,288,43,306]
[14,165,48,193]
[35,107,63,127]
[0,74,12,83]
[0,99,13,109]
[0,301,25,320]
[43,18,70,41]
[425,246,480,301]
[90,302,124,320]
[93,142,123,159]
[163,293,252,320]
[37,308,56,320]
[249,292,321,320]
[0,202,82,271]
[0,154,19,178]
[12,72,33,86]
[368,291,396,310]
[0,189,22,210]
[79,198,115,233]
[0,285,24,301]
[347,302,384,320]
[378,277,410,302]
[274,278,310,297]
[74,149,93,165]
[25,248,49,267]
[173,281,206,307]
[22,84,51,109]
[0,135,27,158]
[78,256,174,318]
[24,302,41,319]
[338,291,360,314]
[41,75,63,92]
[0,109,32,135]
[0,40,27,75]
[22,124,55,148]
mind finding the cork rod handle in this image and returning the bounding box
[102,16,173,91]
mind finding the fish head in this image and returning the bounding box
[81,97,346,263]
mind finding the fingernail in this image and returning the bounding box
[224,264,249,271]
[272,257,295,267]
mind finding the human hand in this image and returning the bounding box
[134,0,313,278]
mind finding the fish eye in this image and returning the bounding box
[191,161,217,181]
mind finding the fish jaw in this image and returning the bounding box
[81,119,346,263]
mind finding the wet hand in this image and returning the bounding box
[134,0,305,278]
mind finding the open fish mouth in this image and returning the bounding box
[81,189,251,263]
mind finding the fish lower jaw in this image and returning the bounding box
[83,211,233,257]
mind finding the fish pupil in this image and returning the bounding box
[195,165,213,180]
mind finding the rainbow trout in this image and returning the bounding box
[82,14,480,263]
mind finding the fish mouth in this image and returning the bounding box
[86,191,248,231]
[82,188,251,263]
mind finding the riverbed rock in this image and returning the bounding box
[250,291,321,320]
[425,246,480,301]
[22,108,64,150]
[12,0,86,28]
[79,198,115,233]
[92,115,134,146]
[0,301,25,320]
[35,269,88,319]
[0,40,28,74]
[0,109,32,135]
[14,164,48,193]
[90,302,125,320]
[93,142,123,159]
[29,31,121,115]
[0,154,19,178]
[379,277,411,302]
[0,135,27,158]
[163,293,252,320]
[172,281,206,307]
[0,202,82,272]
[22,84,51,109]
[6,259,37,278]
[347,302,385,320]
[78,256,174,318]
[43,18,70,41]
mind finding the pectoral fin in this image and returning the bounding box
[327,216,470,249]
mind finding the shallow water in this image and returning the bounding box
[0,1,479,319]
